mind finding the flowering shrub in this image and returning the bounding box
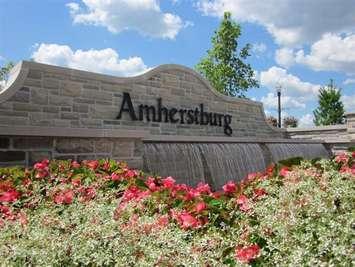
[0,152,354,266]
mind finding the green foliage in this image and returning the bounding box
[195,12,259,97]
[0,61,15,82]
[278,156,303,167]
[313,79,345,125]
[283,116,298,128]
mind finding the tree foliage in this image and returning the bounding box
[313,79,345,126]
[283,116,298,128]
[0,61,15,82]
[266,116,278,127]
[195,12,259,97]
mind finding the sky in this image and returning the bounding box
[1,0,355,127]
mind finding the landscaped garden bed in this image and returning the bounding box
[0,152,354,266]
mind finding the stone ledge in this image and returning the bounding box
[143,135,325,144]
[286,125,347,132]
[0,126,149,138]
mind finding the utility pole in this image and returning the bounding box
[276,85,282,128]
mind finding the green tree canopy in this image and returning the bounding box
[283,116,298,128]
[313,79,345,126]
[195,12,259,97]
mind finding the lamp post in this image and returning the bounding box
[276,85,282,128]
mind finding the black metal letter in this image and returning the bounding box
[117,92,137,120]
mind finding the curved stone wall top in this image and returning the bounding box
[0,60,284,138]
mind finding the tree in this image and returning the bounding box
[283,116,298,128]
[0,61,15,86]
[313,79,345,126]
[266,116,278,127]
[195,12,259,97]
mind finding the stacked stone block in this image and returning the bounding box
[0,136,143,168]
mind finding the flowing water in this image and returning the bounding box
[143,142,330,189]
[266,143,330,162]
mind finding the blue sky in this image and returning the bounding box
[1,0,354,126]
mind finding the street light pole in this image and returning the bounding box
[276,86,282,128]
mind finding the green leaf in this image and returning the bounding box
[208,199,223,208]
[278,157,303,167]
[223,257,236,266]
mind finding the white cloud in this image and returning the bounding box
[196,0,355,47]
[343,78,355,85]
[260,66,320,98]
[261,92,305,110]
[0,80,5,89]
[252,42,267,56]
[298,113,314,127]
[275,48,295,68]
[32,43,149,77]
[292,33,355,75]
[67,0,188,39]
[342,94,355,112]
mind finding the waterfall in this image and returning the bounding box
[143,143,267,188]
[266,143,330,162]
[196,143,267,189]
[143,142,329,189]
[143,143,206,186]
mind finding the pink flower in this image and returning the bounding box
[124,169,138,178]
[162,176,176,189]
[174,184,189,192]
[279,166,290,177]
[335,153,349,164]
[111,173,122,181]
[246,172,260,183]
[0,205,16,220]
[223,181,237,195]
[210,191,222,199]
[71,161,81,169]
[340,165,355,175]
[35,170,48,179]
[86,160,99,170]
[71,178,81,187]
[79,186,96,202]
[33,159,49,170]
[195,201,207,213]
[236,194,250,212]
[145,177,159,191]
[196,182,211,194]
[265,164,275,176]
[156,215,169,228]
[235,244,261,263]
[54,189,74,204]
[178,211,200,229]
[34,159,49,179]
[253,188,267,199]
[102,161,111,171]
[122,186,150,203]
[0,190,20,203]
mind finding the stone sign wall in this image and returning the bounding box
[0,61,285,167]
